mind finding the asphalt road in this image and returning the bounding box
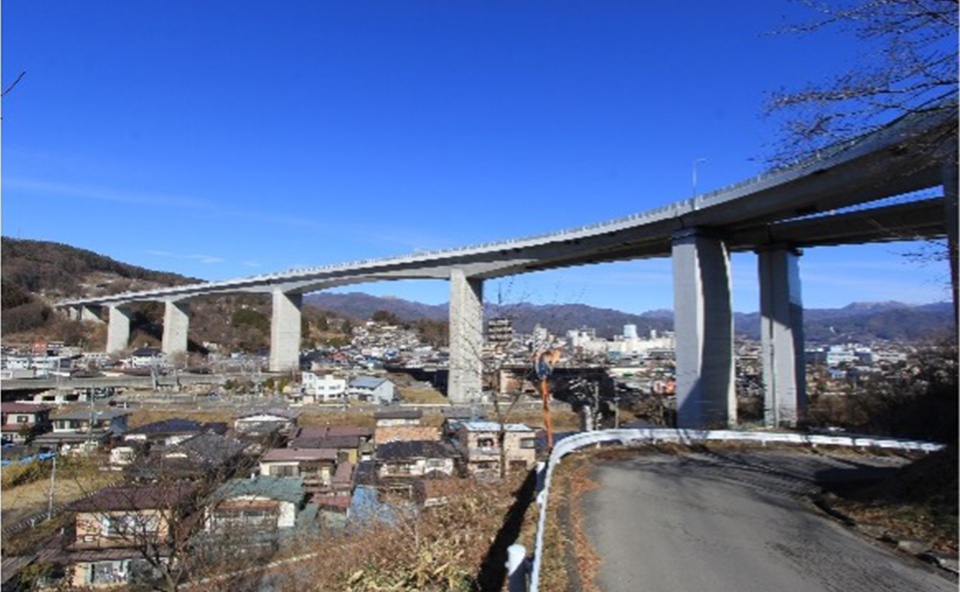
[581,449,954,592]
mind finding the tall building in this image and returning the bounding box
[487,317,514,345]
[623,324,638,339]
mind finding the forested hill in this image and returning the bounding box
[1,238,198,342]
[1,237,195,300]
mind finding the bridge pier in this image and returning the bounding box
[161,301,190,358]
[79,305,104,324]
[672,228,735,429]
[269,290,302,372]
[448,269,484,403]
[758,247,806,427]
[106,305,132,355]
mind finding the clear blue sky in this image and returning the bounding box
[3,1,951,312]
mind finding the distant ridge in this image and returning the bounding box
[306,292,954,343]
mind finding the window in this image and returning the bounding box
[477,438,495,449]
[520,438,536,449]
[90,561,127,584]
[103,514,158,537]
[394,462,415,474]
[16,415,29,424]
[269,465,298,477]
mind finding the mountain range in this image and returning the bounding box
[306,293,955,343]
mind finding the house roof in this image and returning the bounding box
[210,476,305,505]
[373,408,422,420]
[288,434,360,450]
[326,426,373,438]
[442,407,486,420]
[131,347,162,357]
[172,433,244,463]
[125,418,210,437]
[295,426,372,439]
[33,431,111,444]
[1,403,52,414]
[349,377,390,389]
[376,441,458,461]
[52,408,131,421]
[262,448,338,462]
[236,408,301,421]
[457,421,534,433]
[68,484,198,512]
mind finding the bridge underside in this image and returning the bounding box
[56,108,957,424]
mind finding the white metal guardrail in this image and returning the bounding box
[507,428,945,592]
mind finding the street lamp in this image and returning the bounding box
[692,157,707,198]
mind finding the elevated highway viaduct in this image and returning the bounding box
[58,107,958,428]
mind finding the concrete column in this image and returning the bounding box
[942,137,958,326]
[672,228,736,428]
[448,269,484,404]
[79,305,104,324]
[106,306,133,354]
[758,248,806,427]
[161,300,190,358]
[269,290,302,372]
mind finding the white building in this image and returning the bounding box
[300,372,348,403]
[348,376,395,404]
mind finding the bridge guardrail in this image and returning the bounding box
[517,428,945,592]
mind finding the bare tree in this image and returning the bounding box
[766,0,957,159]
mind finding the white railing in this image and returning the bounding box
[514,428,944,592]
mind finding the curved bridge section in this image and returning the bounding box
[56,108,957,414]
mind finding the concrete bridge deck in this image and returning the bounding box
[53,106,957,420]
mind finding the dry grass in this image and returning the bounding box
[243,476,532,592]
[398,387,449,404]
[1,454,121,519]
[128,408,236,428]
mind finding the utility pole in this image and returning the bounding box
[47,453,57,520]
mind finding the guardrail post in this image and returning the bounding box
[506,543,528,592]
[535,462,546,494]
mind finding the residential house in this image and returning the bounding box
[374,424,440,447]
[205,476,318,546]
[376,441,459,479]
[455,422,537,477]
[347,377,395,404]
[299,373,347,403]
[289,426,374,462]
[259,448,338,491]
[53,484,198,588]
[33,409,131,451]
[126,433,246,481]
[123,419,227,447]
[0,403,52,444]
[234,409,300,436]
[130,348,165,369]
[373,408,421,427]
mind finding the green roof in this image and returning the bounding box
[210,476,305,505]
